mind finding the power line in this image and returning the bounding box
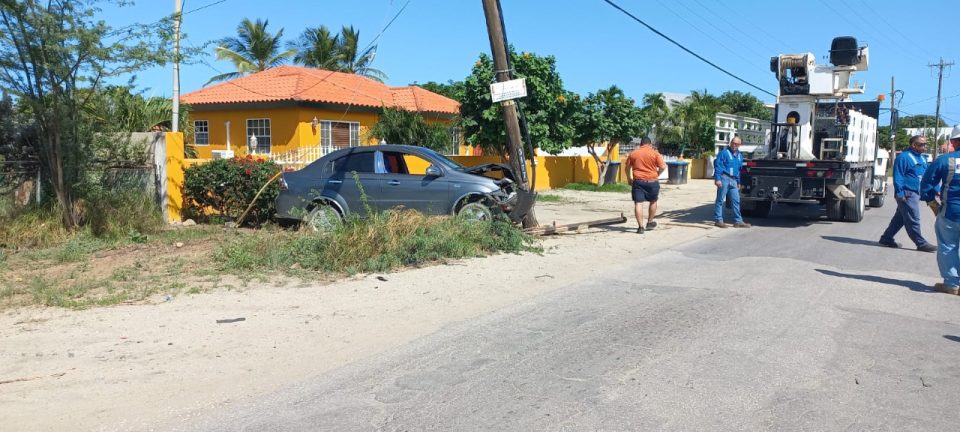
[359,0,413,55]
[649,0,765,71]
[600,0,776,97]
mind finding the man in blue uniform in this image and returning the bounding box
[879,135,937,252]
[920,125,960,295]
[713,136,751,228]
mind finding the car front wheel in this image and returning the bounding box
[456,201,493,222]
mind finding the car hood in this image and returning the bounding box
[463,163,517,183]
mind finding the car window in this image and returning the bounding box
[382,152,407,174]
[332,152,375,174]
[381,151,434,175]
[418,147,465,171]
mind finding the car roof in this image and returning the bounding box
[325,144,435,158]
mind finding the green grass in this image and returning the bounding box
[214,209,540,276]
[537,194,566,203]
[563,182,632,193]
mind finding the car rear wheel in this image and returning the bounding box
[456,201,493,222]
[304,204,342,232]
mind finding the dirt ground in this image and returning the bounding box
[0,179,729,432]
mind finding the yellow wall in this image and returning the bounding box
[449,155,617,191]
[165,132,185,223]
[186,107,385,158]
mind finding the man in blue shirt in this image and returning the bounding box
[713,136,751,228]
[879,135,937,252]
[920,125,960,294]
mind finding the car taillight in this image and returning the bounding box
[746,161,757,167]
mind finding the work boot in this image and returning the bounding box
[715,221,728,228]
[878,238,901,248]
[933,283,960,295]
[734,222,752,228]
[917,244,937,253]
[646,221,657,230]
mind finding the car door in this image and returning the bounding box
[378,150,451,214]
[326,150,380,216]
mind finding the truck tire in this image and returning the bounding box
[826,196,844,221]
[842,173,866,222]
[868,192,885,208]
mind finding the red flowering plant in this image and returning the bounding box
[182,156,282,226]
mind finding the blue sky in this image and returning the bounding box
[102,0,957,126]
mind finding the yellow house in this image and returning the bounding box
[179,65,461,159]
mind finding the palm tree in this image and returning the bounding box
[205,18,296,86]
[334,26,388,82]
[641,92,669,141]
[289,25,342,70]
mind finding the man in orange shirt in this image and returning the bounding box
[625,137,667,233]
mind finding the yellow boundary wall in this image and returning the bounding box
[163,132,702,222]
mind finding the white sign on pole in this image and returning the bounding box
[490,78,528,103]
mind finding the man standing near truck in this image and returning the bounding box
[879,135,937,252]
[920,125,960,294]
[625,137,666,234]
[713,136,751,228]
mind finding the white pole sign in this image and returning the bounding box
[490,78,528,103]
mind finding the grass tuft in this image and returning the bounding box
[563,182,632,193]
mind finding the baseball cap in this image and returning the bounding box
[951,124,960,140]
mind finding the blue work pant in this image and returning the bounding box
[935,216,960,288]
[714,176,743,224]
[880,190,930,247]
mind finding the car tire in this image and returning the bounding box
[456,201,493,222]
[304,204,342,232]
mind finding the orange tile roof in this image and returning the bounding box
[181,65,460,115]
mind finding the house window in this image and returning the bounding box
[320,121,360,151]
[246,118,271,154]
[449,126,462,155]
[193,120,209,145]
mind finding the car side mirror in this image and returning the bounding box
[425,165,443,177]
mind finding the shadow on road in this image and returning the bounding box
[815,269,933,293]
[944,335,960,343]
[821,236,882,247]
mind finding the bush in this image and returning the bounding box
[214,209,538,275]
[183,156,281,226]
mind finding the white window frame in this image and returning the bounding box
[246,118,272,154]
[193,120,210,145]
[319,120,360,152]
[448,126,462,156]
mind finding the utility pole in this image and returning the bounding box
[480,0,538,227]
[172,0,182,132]
[890,77,897,162]
[929,58,954,156]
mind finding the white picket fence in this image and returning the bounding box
[261,146,336,170]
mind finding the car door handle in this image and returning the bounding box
[387,180,400,186]
[327,179,342,185]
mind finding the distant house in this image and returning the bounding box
[179,65,461,159]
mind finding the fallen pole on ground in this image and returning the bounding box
[522,213,628,236]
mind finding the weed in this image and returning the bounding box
[537,194,566,203]
[563,182,631,193]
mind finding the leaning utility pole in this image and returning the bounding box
[929,58,953,156]
[480,0,538,227]
[172,0,182,132]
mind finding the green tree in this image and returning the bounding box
[289,25,341,70]
[367,108,451,152]
[206,18,295,85]
[574,86,646,185]
[289,25,387,82]
[0,0,172,228]
[641,92,670,140]
[672,90,721,157]
[461,51,577,156]
[412,80,465,102]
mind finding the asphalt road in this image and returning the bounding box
[179,199,960,431]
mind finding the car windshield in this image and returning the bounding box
[418,147,465,171]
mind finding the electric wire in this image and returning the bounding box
[359,0,413,55]
[649,0,765,71]
[815,0,926,64]
[600,0,776,97]
[709,0,794,52]
[855,0,937,60]
[670,0,772,63]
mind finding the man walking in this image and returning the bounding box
[879,135,937,252]
[921,125,960,294]
[625,137,666,234]
[713,136,751,228]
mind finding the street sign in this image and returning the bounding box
[490,78,527,103]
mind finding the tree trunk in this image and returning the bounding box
[587,145,605,187]
[46,130,78,229]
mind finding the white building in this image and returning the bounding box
[904,127,952,141]
[714,112,771,155]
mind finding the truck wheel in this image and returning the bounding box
[842,174,866,222]
[826,196,844,221]
[868,192,885,208]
